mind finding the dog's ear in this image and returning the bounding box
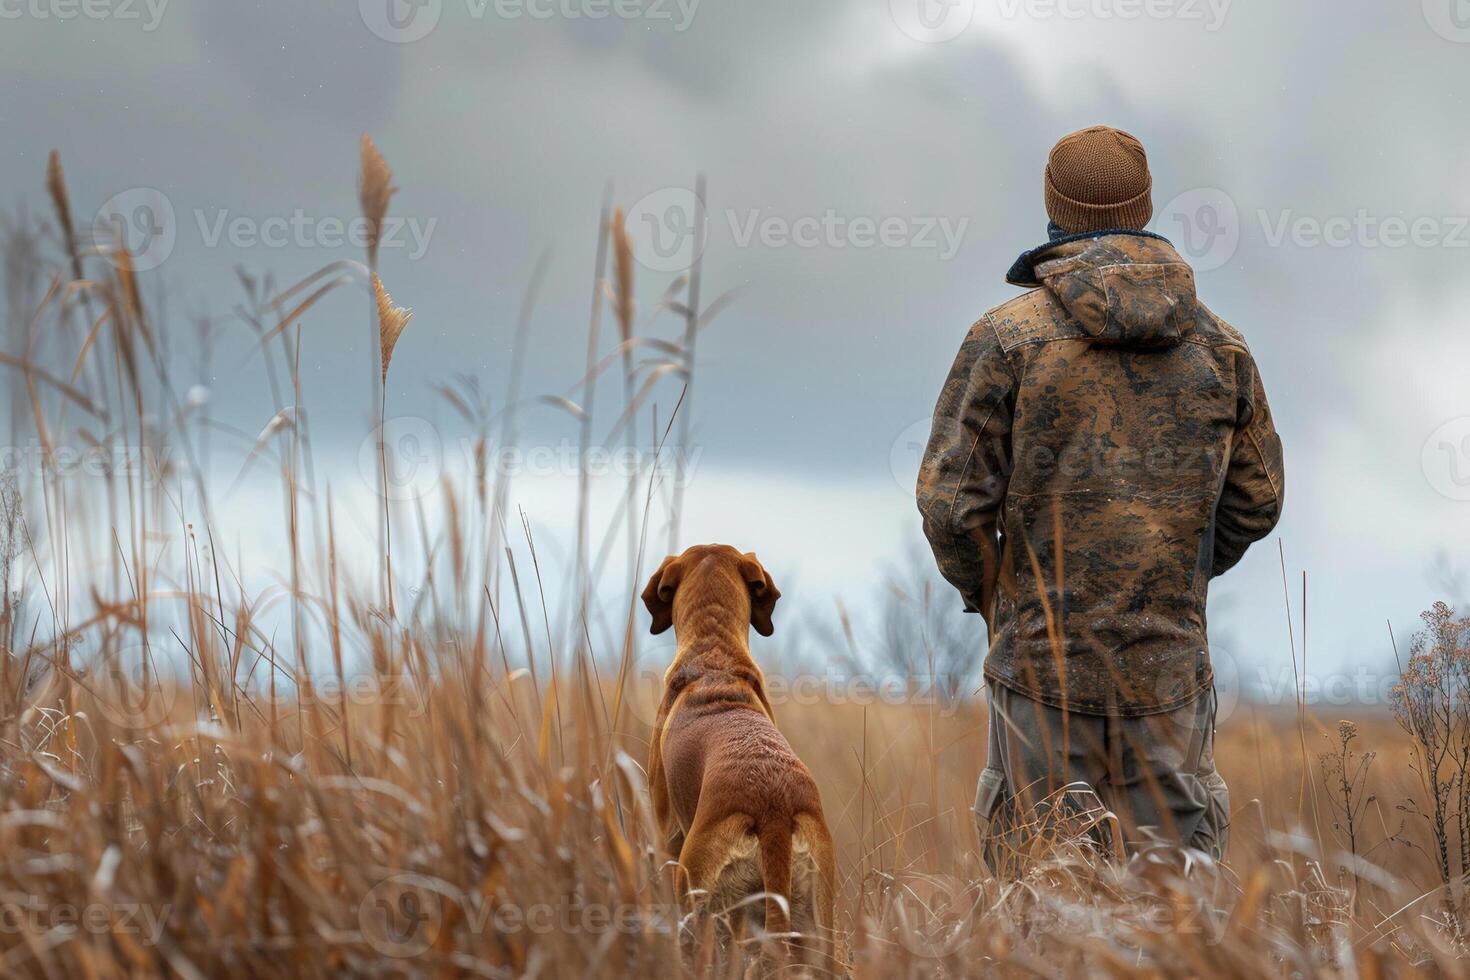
[641,555,683,635]
[739,552,781,637]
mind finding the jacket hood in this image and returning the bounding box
[1006,229,1198,348]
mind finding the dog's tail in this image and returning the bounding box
[757,815,794,942]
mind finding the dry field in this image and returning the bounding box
[0,663,1458,977]
[1,142,1467,978]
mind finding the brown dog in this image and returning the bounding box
[643,544,837,970]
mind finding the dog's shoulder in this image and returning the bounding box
[666,659,765,711]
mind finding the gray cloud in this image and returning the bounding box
[2,0,1468,675]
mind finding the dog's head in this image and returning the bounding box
[641,544,781,637]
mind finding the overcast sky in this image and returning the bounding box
[3,0,1469,697]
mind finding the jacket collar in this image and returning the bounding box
[1006,227,1172,287]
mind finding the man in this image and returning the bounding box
[917,126,1283,864]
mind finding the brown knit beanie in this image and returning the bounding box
[1044,126,1153,233]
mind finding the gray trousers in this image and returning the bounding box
[974,680,1229,868]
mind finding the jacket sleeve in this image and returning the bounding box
[916,316,1015,619]
[1211,352,1285,576]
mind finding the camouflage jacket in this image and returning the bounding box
[917,231,1284,715]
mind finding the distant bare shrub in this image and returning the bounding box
[1317,719,1379,909]
[1391,601,1470,934]
[873,546,978,704]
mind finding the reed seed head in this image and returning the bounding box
[45,149,79,266]
[359,134,397,270]
[612,206,634,343]
[373,273,412,383]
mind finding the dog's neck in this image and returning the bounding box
[670,567,753,653]
[671,600,754,666]
[677,594,747,640]
[665,576,766,694]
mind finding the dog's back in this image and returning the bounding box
[662,700,829,936]
[659,671,821,827]
[642,544,839,971]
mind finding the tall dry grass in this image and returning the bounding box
[0,148,1463,979]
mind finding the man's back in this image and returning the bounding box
[917,229,1284,715]
[924,124,1281,859]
